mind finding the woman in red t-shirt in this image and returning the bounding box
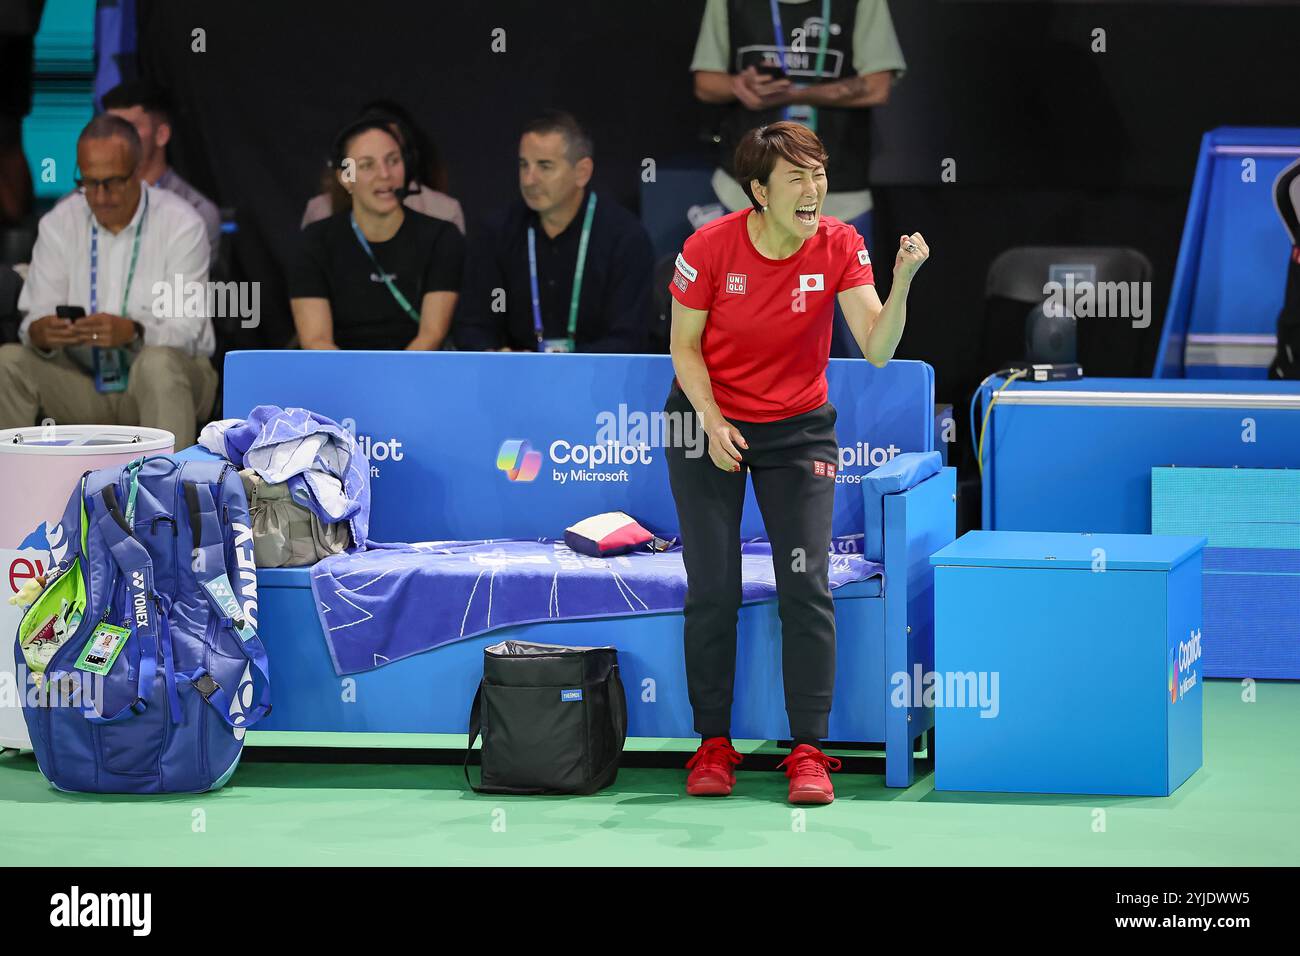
[665,121,929,805]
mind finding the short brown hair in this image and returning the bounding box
[521,110,593,163]
[733,122,829,212]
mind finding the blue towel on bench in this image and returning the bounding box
[310,538,883,675]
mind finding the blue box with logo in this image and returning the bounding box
[929,531,1206,796]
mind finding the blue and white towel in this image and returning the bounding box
[310,537,883,675]
[200,405,371,549]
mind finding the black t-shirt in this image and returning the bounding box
[290,210,465,350]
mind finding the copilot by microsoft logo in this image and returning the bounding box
[497,439,542,482]
[1170,628,1203,703]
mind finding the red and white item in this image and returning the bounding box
[564,512,657,558]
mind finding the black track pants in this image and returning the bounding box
[663,383,839,741]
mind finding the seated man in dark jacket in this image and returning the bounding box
[455,111,653,353]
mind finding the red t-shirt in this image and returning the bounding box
[668,209,875,422]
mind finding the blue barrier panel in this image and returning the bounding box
[223,352,934,544]
[981,376,1300,535]
[1156,127,1300,379]
[1152,466,1300,679]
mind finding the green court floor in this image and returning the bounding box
[3,679,1296,866]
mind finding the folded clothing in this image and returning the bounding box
[200,404,370,550]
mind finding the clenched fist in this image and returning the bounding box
[893,232,930,283]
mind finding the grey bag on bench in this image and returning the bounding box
[239,469,351,567]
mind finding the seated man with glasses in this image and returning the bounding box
[0,114,216,446]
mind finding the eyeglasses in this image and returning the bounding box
[74,166,139,195]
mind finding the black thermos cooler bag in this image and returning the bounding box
[464,640,627,795]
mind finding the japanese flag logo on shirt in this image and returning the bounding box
[799,274,825,292]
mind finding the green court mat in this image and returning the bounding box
[3,679,1296,866]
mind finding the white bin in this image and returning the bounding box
[0,425,173,749]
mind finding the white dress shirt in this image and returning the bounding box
[17,184,214,360]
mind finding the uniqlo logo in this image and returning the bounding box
[726,273,747,295]
[812,460,837,478]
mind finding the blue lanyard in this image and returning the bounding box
[526,191,597,350]
[89,190,148,315]
[768,0,791,73]
[768,0,832,131]
[350,213,421,322]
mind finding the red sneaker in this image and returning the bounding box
[778,744,842,805]
[685,737,744,796]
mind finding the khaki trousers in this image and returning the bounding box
[0,344,218,448]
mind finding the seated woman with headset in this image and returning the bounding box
[300,101,465,234]
[289,118,465,350]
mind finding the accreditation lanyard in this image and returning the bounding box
[89,189,148,316]
[350,213,421,323]
[526,191,596,352]
[768,0,832,132]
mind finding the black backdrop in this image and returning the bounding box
[137,0,1300,409]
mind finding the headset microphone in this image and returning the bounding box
[394,180,420,200]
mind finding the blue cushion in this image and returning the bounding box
[258,567,315,588]
[863,451,944,561]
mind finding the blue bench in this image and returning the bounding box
[220,351,956,787]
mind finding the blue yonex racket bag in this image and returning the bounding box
[15,455,272,793]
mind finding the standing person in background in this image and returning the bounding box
[454,111,653,353]
[690,0,906,358]
[289,118,464,350]
[103,79,223,252]
[301,101,465,235]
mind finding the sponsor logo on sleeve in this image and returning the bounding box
[858,249,871,266]
[674,253,698,282]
